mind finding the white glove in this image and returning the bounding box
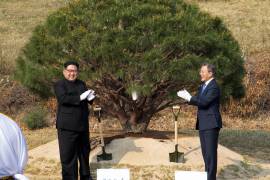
[13,174,29,180]
[87,89,95,101]
[131,91,138,101]
[177,89,192,102]
[181,89,192,101]
[88,89,94,94]
[80,90,91,101]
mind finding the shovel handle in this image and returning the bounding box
[175,120,178,145]
[99,121,105,147]
[94,107,105,147]
[172,106,180,146]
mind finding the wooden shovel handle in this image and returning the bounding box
[175,120,178,145]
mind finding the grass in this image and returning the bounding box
[178,128,270,163]
[25,157,61,179]
[218,161,261,180]
[26,162,179,180]
[188,0,270,55]
[23,127,57,150]
[49,163,192,180]
[25,161,262,180]
[219,129,270,162]
[179,128,270,163]
[0,0,66,74]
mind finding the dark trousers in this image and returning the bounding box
[199,128,220,180]
[57,129,92,180]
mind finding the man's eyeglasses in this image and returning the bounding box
[65,69,78,73]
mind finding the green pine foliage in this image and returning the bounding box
[16,0,244,101]
[23,106,49,130]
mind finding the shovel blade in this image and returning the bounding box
[97,147,112,161]
[169,151,184,163]
[97,152,112,161]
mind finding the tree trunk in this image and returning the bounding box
[117,111,154,133]
[95,77,179,133]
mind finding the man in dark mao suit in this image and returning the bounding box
[177,63,222,180]
[54,61,95,180]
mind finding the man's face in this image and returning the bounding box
[200,65,213,82]
[63,64,78,81]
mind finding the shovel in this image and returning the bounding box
[169,105,184,163]
[93,106,112,161]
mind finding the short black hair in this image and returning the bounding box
[202,63,215,76]
[64,61,79,69]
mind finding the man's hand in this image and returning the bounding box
[80,90,91,101]
[87,90,95,101]
[177,89,192,102]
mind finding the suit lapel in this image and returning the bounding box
[200,79,216,96]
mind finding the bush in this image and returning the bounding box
[23,106,49,130]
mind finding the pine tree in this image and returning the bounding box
[16,0,245,132]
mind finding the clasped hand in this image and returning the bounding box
[177,89,191,102]
[80,89,95,101]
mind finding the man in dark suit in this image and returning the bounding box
[177,63,222,180]
[54,61,95,180]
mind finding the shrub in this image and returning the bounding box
[23,106,49,130]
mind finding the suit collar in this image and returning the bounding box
[204,78,214,87]
[64,78,78,84]
[200,78,216,95]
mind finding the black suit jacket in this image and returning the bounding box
[54,79,92,131]
[189,79,222,130]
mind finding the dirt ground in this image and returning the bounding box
[25,136,270,180]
